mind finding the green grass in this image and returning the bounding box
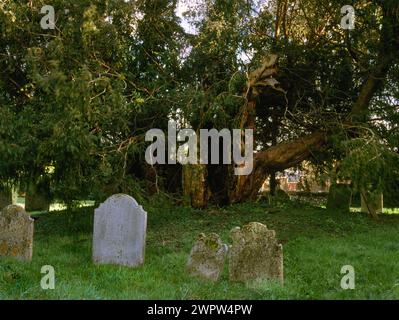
[1,197,399,299]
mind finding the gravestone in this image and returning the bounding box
[187,233,228,281]
[0,187,18,210]
[361,192,383,215]
[229,222,283,284]
[0,205,34,261]
[326,183,352,212]
[92,194,147,267]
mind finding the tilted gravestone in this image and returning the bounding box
[0,205,34,261]
[92,194,147,267]
[326,183,352,212]
[187,233,228,281]
[229,222,283,284]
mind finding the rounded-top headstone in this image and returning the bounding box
[229,222,283,284]
[92,194,147,267]
[186,233,228,282]
[0,205,34,261]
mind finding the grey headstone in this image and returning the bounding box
[0,205,34,261]
[92,194,147,267]
[229,222,283,284]
[187,233,228,281]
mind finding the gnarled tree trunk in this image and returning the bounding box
[182,164,209,208]
[229,131,328,202]
[184,2,398,208]
[226,2,398,205]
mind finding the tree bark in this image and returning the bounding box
[182,164,208,208]
[229,131,328,202]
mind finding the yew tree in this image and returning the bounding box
[176,0,399,207]
[0,0,398,208]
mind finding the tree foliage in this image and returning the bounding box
[0,0,398,206]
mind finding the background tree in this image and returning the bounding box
[1,0,398,209]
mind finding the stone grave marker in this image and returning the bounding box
[92,194,147,267]
[0,205,34,261]
[187,233,228,281]
[229,222,283,284]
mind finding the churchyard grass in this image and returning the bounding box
[1,197,398,299]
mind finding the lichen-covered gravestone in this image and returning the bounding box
[0,205,34,261]
[187,233,228,281]
[229,222,283,284]
[92,194,147,267]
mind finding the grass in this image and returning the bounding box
[1,196,399,299]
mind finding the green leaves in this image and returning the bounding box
[334,129,399,196]
[0,0,143,202]
[1,0,398,205]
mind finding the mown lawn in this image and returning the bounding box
[1,196,399,299]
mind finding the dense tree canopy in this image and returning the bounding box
[1,0,398,207]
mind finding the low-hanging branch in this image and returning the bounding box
[229,1,399,203]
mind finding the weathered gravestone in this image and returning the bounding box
[361,192,383,216]
[229,222,283,284]
[187,233,228,281]
[0,205,34,261]
[326,183,352,212]
[92,194,147,267]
